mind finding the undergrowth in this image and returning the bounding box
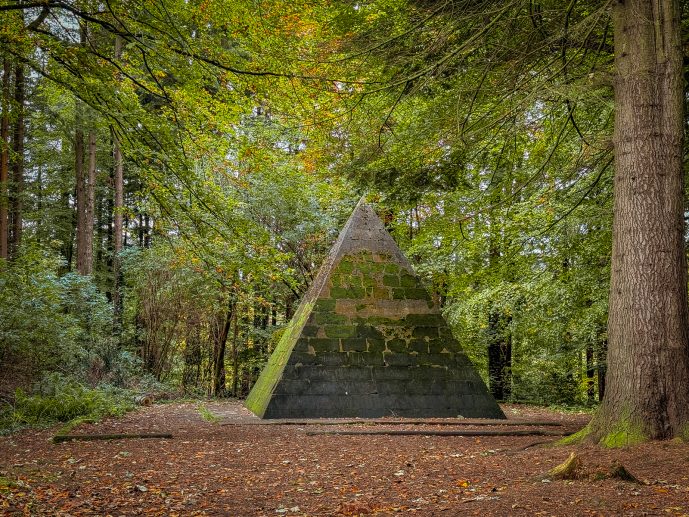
[0,378,135,435]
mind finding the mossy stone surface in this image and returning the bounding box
[246,200,504,419]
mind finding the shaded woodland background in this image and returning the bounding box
[0,0,646,430]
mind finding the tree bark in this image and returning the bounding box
[9,61,23,256]
[212,297,234,396]
[74,115,86,272]
[75,22,95,276]
[85,130,96,272]
[112,36,124,323]
[487,309,512,401]
[143,213,151,247]
[0,57,10,260]
[75,127,95,275]
[231,307,239,397]
[182,319,201,392]
[586,0,689,443]
[597,338,607,401]
[585,345,595,404]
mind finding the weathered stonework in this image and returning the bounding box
[245,200,505,419]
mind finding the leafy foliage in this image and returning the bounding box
[0,374,134,434]
[0,0,660,421]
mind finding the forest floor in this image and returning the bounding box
[1,401,689,516]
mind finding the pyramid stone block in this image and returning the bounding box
[245,200,505,419]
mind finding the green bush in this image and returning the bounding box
[0,245,144,390]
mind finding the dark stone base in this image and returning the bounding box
[260,365,505,419]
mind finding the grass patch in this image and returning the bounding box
[198,404,221,424]
[556,424,591,446]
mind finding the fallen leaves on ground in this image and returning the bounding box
[0,402,688,516]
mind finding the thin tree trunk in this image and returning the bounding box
[112,36,124,323]
[74,112,86,272]
[60,182,74,273]
[113,132,124,314]
[487,309,512,401]
[231,308,239,397]
[587,0,689,443]
[213,298,234,396]
[138,212,144,247]
[597,338,607,402]
[143,214,151,247]
[585,345,595,404]
[36,164,42,239]
[0,57,10,260]
[123,211,129,247]
[285,293,295,320]
[9,61,23,256]
[486,230,511,401]
[182,319,201,393]
[84,130,96,273]
[96,183,104,268]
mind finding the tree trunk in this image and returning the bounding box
[212,298,234,396]
[143,214,151,247]
[9,61,23,256]
[112,36,124,323]
[0,57,10,260]
[75,23,94,276]
[487,309,512,401]
[597,338,607,401]
[74,114,86,272]
[585,345,595,404]
[60,181,74,273]
[85,130,96,272]
[586,0,689,443]
[182,320,201,392]
[231,308,239,397]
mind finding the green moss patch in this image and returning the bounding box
[245,300,314,417]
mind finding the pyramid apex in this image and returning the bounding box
[330,199,411,269]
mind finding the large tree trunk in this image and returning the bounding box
[586,0,689,444]
[0,57,10,260]
[75,127,96,276]
[9,61,24,256]
[75,23,95,276]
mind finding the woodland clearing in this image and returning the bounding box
[1,401,688,516]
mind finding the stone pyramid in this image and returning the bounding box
[245,200,505,419]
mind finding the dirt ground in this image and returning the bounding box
[1,401,688,516]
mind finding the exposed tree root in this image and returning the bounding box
[599,462,642,484]
[545,452,580,480]
[537,453,644,484]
